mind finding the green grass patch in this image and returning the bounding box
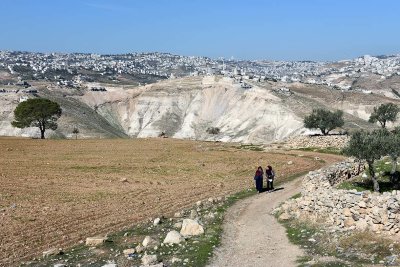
[290,192,302,199]
[236,143,264,151]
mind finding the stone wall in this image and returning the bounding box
[279,160,400,236]
[283,135,350,149]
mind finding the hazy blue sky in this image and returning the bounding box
[1,0,399,61]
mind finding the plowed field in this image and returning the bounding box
[0,138,343,266]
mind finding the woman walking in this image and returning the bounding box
[254,166,264,193]
[266,165,275,191]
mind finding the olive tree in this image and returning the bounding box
[383,127,400,187]
[343,129,390,192]
[12,98,62,139]
[369,103,399,128]
[303,108,344,135]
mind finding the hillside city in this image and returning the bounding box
[1,51,400,91]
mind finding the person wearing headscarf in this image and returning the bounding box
[266,165,275,191]
[254,166,264,193]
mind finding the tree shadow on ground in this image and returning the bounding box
[352,177,399,193]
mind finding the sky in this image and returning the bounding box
[0,0,399,61]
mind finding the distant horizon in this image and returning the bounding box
[1,0,400,61]
[2,48,400,63]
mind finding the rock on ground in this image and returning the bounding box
[85,236,107,246]
[173,222,182,229]
[180,219,204,237]
[163,230,184,244]
[43,248,60,258]
[153,217,161,226]
[123,248,135,256]
[142,236,159,247]
[141,254,158,265]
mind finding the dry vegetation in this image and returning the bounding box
[0,138,343,266]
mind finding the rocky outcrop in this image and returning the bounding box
[279,160,400,236]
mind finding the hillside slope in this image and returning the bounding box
[0,75,394,142]
[79,76,305,143]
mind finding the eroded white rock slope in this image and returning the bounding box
[81,76,304,143]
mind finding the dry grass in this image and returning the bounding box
[0,138,342,266]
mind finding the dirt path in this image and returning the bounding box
[208,178,304,267]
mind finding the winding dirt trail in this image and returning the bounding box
[208,178,304,267]
[209,178,303,267]
[208,151,344,267]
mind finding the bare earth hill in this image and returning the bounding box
[0,75,393,142]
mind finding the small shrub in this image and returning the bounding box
[206,127,220,135]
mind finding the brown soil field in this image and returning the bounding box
[0,138,343,266]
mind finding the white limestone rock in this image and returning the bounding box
[163,230,184,244]
[180,219,204,237]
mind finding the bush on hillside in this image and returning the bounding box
[206,127,220,135]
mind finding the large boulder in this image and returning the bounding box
[180,219,204,237]
[163,230,184,244]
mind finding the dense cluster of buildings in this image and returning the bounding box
[1,51,399,91]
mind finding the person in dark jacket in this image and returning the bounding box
[265,165,275,191]
[254,166,264,193]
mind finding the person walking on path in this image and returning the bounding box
[254,166,264,193]
[266,165,275,191]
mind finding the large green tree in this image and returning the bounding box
[369,103,399,128]
[12,98,62,139]
[303,108,344,135]
[343,129,390,192]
